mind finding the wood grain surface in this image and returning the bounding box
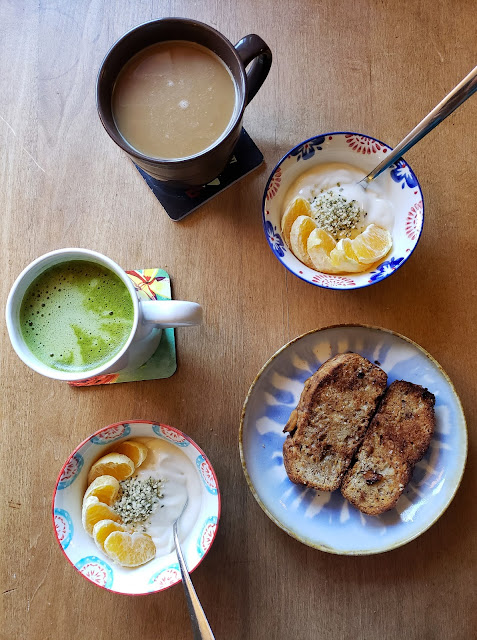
[1,1,476,638]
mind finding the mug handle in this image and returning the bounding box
[234,34,272,105]
[140,300,203,327]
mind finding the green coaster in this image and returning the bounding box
[68,269,176,387]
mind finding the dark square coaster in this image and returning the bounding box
[134,128,264,221]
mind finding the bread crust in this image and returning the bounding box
[282,353,387,491]
[341,380,435,515]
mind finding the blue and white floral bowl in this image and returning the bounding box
[262,132,424,289]
[53,421,220,595]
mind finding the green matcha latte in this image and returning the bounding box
[20,261,134,373]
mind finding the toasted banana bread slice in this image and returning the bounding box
[282,353,387,491]
[341,380,435,515]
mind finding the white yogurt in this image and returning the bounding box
[134,437,202,557]
[283,162,394,237]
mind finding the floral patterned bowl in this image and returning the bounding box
[53,421,220,595]
[262,132,424,289]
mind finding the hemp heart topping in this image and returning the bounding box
[113,476,164,525]
[310,187,364,239]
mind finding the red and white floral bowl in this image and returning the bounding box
[262,132,424,290]
[52,420,220,595]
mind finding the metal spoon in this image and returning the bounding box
[173,498,215,640]
[360,64,477,187]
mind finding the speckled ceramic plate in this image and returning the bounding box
[239,325,467,555]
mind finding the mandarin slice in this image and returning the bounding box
[84,475,120,506]
[329,238,367,273]
[92,519,127,551]
[281,197,312,247]
[307,228,339,273]
[350,224,392,264]
[87,452,135,485]
[112,440,148,468]
[103,531,156,567]
[289,215,318,268]
[82,496,121,536]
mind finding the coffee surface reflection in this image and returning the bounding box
[112,40,237,159]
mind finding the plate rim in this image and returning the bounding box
[239,324,468,555]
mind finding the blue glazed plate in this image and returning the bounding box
[239,325,467,555]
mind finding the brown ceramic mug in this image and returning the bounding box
[96,18,272,188]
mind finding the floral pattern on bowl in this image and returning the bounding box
[53,421,220,595]
[239,325,467,555]
[262,132,424,290]
[54,508,74,550]
[90,423,131,444]
[74,556,114,589]
[153,423,190,447]
[57,453,83,490]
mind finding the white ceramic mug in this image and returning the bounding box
[5,248,203,381]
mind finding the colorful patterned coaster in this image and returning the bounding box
[134,128,264,221]
[69,269,176,387]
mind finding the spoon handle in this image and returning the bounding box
[173,523,216,640]
[362,64,477,184]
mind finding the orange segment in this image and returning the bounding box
[329,238,367,273]
[350,224,392,264]
[87,453,135,485]
[289,215,318,268]
[281,197,312,247]
[307,228,339,273]
[82,496,121,536]
[84,475,120,506]
[103,531,156,567]
[92,519,127,551]
[307,225,393,274]
[112,440,148,468]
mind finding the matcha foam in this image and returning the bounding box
[20,261,134,372]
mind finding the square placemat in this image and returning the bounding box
[68,269,176,387]
[135,128,263,221]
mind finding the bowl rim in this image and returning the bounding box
[239,323,468,555]
[52,419,221,596]
[261,131,425,291]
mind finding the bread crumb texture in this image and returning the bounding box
[341,380,435,515]
[283,353,387,491]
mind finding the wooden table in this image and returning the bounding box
[1,1,475,638]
